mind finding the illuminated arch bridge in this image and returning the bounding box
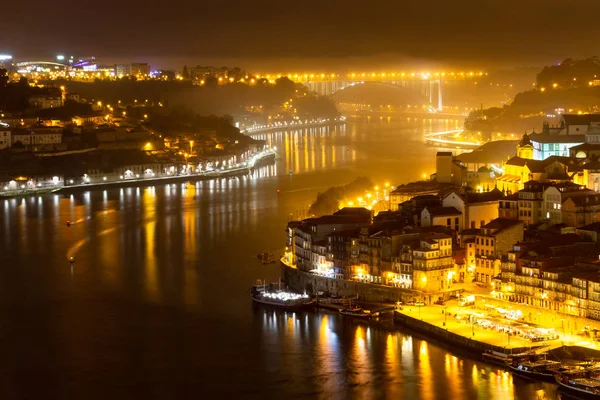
[255,71,486,110]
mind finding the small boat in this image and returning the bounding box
[556,369,600,398]
[250,280,315,310]
[257,251,276,264]
[509,353,562,382]
[339,307,374,319]
[482,350,512,366]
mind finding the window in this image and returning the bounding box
[471,221,476,229]
[446,218,451,226]
[485,239,489,246]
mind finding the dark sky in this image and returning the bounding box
[1,0,599,70]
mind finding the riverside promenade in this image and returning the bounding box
[0,149,276,199]
[395,302,548,354]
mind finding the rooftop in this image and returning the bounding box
[454,140,519,165]
[561,113,600,126]
[483,218,523,232]
[529,133,585,144]
[425,206,461,216]
[577,222,600,233]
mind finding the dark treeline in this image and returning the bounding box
[467,57,600,132]
[0,69,60,113]
[48,77,338,120]
[308,177,373,217]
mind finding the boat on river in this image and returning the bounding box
[257,251,276,264]
[250,280,315,310]
[482,350,512,366]
[339,307,374,319]
[509,353,562,382]
[556,369,600,398]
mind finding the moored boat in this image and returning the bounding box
[509,354,562,382]
[339,307,374,319]
[257,251,276,264]
[250,280,315,310]
[556,371,600,398]
[482,350,512,366]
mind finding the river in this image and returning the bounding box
[0,116,558,399]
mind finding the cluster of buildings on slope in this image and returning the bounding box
[284,113,600,320]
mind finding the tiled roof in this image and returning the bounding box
[529,133,586,144]
[561,114,600,126]
[483,218,523,232]
[465,188,504,203]
[577,222,600,232]
[426,206,461,216]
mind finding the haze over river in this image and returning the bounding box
[0,116,557,399]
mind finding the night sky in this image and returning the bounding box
[1,0,599,69]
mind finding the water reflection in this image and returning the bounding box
[0,119,557,397]
[254,309,558,399]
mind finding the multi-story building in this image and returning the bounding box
[290,208,372,272]
[131,63,151,77]
[474,218,524,285]
[562,193,600,227]
[420,206,462,231]
[411,233,454,292]
[28,94,62,109]
[518,181,545,226]
[498,192,519,220]
[0,129,11,150]
[11,129,63,147]
[543,183,591,224]
[115,64,131,77]
[442,188,503,231]
[326,229,359,276]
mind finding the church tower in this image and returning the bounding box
[517,133,533,160]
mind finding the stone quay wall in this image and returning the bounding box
[281,262,423,304]
[393,311,534,355]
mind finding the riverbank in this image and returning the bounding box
[0,150,276,198]
[242,117,346,135]
[280,261,600,361]
[280,260,463,304]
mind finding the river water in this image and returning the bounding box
[0,116,558,399]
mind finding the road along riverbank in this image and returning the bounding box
[0,151,276,199]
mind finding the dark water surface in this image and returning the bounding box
[0,117,557,399]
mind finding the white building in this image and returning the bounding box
[420,206,462,231]
[442,189,503,231]
[12,130,62,146]
[543,183,592,224]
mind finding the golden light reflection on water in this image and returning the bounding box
[351,324,373,390]
[418,341,434,400]
[144,220,159,302]
[385,333,401,389]
[444,353,464,399]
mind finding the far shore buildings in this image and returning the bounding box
[283,115,600,322]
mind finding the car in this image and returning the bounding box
[415,301,425,306]
[434,299,445,305]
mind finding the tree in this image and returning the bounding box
[204,75,218,88]
[275,77,295,94]
[182,65,190,80]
